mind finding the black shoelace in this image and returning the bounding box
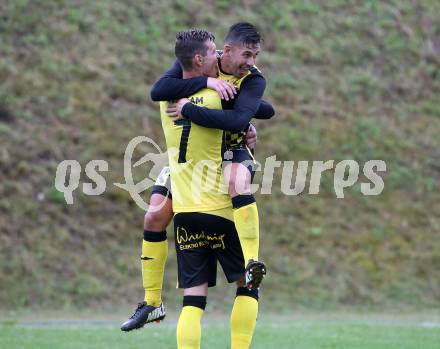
[130,302,146,319]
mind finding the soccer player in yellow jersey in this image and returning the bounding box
[121,23,274,332]
[164,29,259,349]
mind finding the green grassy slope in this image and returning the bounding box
[1,0,439,310]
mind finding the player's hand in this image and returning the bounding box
[207,77,236,101]
[246,123,257,149]
[167,98,190,121]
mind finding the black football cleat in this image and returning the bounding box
[245,259,267,290]
[120,302,166,331]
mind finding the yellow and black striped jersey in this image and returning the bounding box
[218,68,254,149]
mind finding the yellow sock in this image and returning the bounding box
[176,306,204,349]
[233,202,259,264]
[230,295,258,349]
[141,232,168,306]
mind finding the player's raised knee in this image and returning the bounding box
[144,194,173,231]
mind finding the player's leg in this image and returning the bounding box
[174,212,217,349]
[121,168,173,331]
[231,279,259,349]
[227,161,259,263]
[223,148,266,289]
[206,210,259,349]
[176,284,208,349]
[141,192,173,307]
[121,193,172,331]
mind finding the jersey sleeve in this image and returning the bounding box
[254,99,275,119]
[181,75,266,132]
[150,60,208,101]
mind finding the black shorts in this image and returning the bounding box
[174,212,245,288]
[223,146,257,182]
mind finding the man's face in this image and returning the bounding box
[225,43,260,78]
[202,40,219,78]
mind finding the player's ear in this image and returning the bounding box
[223,44,232,55]
[194,54,203,67]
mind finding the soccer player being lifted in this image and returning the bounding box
[121,23,274,331]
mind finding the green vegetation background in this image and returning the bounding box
[0,0,439,312]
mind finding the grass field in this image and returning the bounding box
[1,314,439,349]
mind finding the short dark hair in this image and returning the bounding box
[224,22,261,46]
[175,29,215,70]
